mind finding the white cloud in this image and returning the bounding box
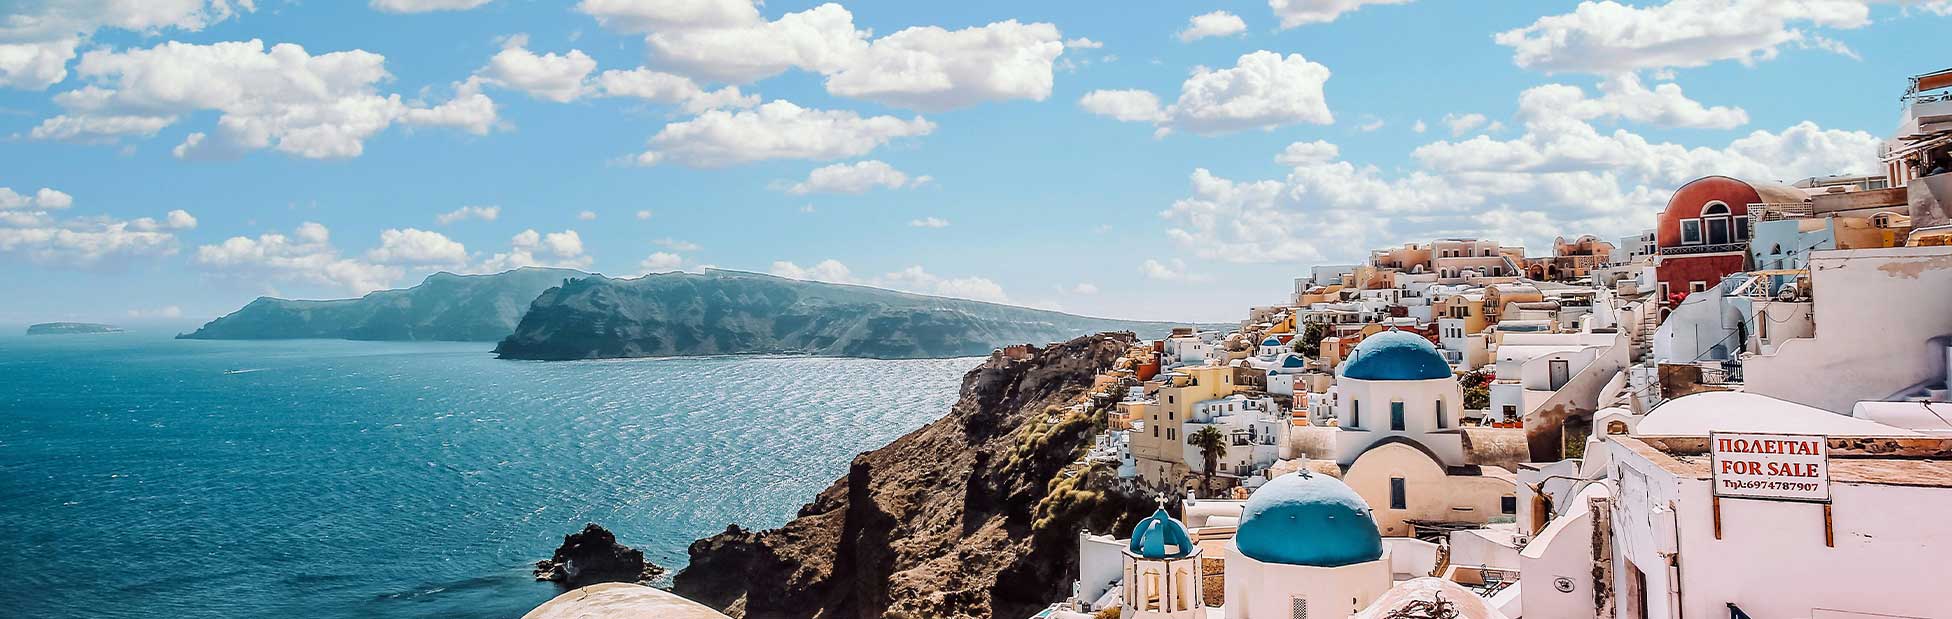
[475,228,593,272]
[578,210,598,221]
[1444,112,1490,136]
[823,19,1065,111]
[639,251,683,272]
[1412,119,1427,133]
[1079,51,1333,136]
[769,259,1013,303]
[1494,0,1874,74]
[0,187,74,210]
[1178,11,1248,42]
[583,2,1064,111]
[366,228,469,266]
[32,39,496,159]
[635,100,934,167]
[1355,115,1385,132]
[435,205,500,225]
[371,0,493,13]
[1275,140,1340,166]
[0,0,253,90]
[0,185,192,266]
[1268,0,1413,28]
[1064,37,1104,49]
[194,222,403,295]
[768,258,855,283]
[1517,74,1748,129]
[635,209,653,220]
[1140,258,1208,282]
[909,217,949,228]
[654,237,699,251]
[786,160,926,195]
[1163,92,1882,268]
[127,305,184,319]
[575,0,761,32]
[1071,282,1099,295]
[1078,89,1166,122]
[476,39,596,103]
[595,67,757,113]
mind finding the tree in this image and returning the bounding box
[1459,369,1492,412]
[1294,321,1329,358]
[1188,426,1228,498]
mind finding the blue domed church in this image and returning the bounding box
[1223,470,1393,618]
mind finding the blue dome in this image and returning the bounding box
[1235,471,1383,567]
[1262,337,1282,347]
[1280,355,1307,369]
[1339,330,1451,381]
[1129,508,1196,559]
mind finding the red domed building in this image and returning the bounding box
[1653,176,1808,309]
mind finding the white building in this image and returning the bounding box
[1224,471,1393,619]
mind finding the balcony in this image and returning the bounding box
[1658,241,1747,256]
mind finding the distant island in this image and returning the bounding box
[179,267,584,342]
[494,269,1196,360]
[26,322,126,336]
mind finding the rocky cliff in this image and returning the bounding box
[494,269,1192,360]
[179,267,584,341]
[671,332,1156,619]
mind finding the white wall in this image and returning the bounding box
[1078,533,1125,605]
[1609,439,1952,619]
[1334,376,1466,466]
[1223,546,1392,619]
[1745,246,1952,412]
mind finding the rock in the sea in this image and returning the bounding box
[672,332,1159,619]
[534,524,666,588]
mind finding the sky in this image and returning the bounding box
[0,0,1947,325]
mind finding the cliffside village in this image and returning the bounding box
[525,70,1952,619]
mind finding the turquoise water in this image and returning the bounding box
[0,331,974,618]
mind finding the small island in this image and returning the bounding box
[26,322,126,336]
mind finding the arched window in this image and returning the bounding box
[1700,201,1732,245]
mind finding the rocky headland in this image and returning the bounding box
[670,332,1157,619]
[179,267,585,341]
[26,322,125,335]
[494,269,1195,360]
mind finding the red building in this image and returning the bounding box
[1653,176,1806,310]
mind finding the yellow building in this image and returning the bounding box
[1131,365,1244,486]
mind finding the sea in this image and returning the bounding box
[0,329,977,618]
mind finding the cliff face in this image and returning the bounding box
[494,269,1190,360]
[672,332,1155,619]
[179,267,584,341]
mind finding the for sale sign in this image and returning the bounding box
[1710,432,1829,502]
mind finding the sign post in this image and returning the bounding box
[1709,432,1832,545]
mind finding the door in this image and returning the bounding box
[1549,359,1570,390]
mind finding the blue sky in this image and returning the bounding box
[0,0,1945,325]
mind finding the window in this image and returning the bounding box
[1436,399,1448,429]
[1389,477,1407,509]
[1153,425,1159,438]
[1350,400,1361,429]
[1502,404,1517,421]
[1390,401,1405,431]
[1690,281,1707,293]
[1607,420,1628,435]
[1291,597,1309,619]
[1701,202,1731,245]
[1167,428,1175,441]
[1501,496,1517,514]
[1679,219,1703,245]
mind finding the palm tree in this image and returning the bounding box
[1188,426,1228,498]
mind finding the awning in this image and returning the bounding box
[1914,68,1952,95]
